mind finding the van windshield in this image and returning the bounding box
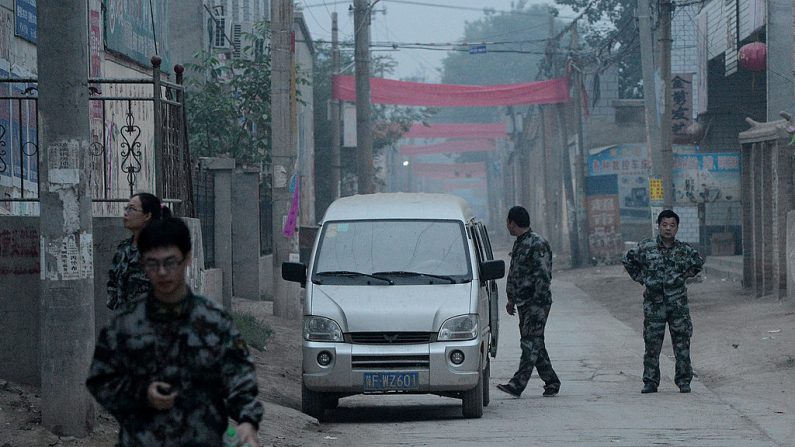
[312,219,472,285]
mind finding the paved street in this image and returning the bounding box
[318,277,780,446]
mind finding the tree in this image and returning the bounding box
[554,0,642,98]
[436,1,562,124]
[313,44,434,214]
[185,21,283,168]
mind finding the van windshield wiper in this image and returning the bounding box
[315,270,394,285]
[372,271,457,284]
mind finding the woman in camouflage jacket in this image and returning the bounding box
[107,192,171,310]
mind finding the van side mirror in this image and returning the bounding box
[480,260,505,281]
[282,262,307,287]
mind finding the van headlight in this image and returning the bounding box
[303,316,344,342]
[438,314,478,341]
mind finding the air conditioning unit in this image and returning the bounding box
[231,24,242,57]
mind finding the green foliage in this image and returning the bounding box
[554,0,642,98]
[185,21,277,167]
[231,311,273,352]
[437,2,558,123]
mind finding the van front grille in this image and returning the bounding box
[351,355,430,370]
[347,332,435,344]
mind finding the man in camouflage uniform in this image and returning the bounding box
[623,209,704,394]
[87,218,263,446]
[496,206,561,398]
[106,237,150,310]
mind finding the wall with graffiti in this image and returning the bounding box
[586,144,742,255]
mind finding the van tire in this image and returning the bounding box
[302,381,327,421]
[462,368,484,418]
[482,359,491,407]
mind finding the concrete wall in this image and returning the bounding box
[232,168,260,299]
[201,268,224,305]
[259,254,273,300]
[787,211,795,300]
[0,216,212,385]
[0,217,40,385]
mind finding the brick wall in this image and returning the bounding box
[674,205,700,243]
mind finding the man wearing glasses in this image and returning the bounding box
[87,218,263,446]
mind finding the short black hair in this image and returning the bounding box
[657,209,680,225]
[138,217,192,256]
[507,206,530,228]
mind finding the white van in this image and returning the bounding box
[282,193,504,419]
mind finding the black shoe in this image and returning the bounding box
[678,384,691,393]
[542,387,559,397]
[497,383,522,398]
[641,383,658,394]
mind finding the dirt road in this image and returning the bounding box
[1,263,792,446]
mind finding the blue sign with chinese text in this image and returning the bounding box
[15,0,37,44]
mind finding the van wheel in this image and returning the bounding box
[483,359,491,407]
[462,367,484,418]
[302,381,327,421]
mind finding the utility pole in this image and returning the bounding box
[546,10,563,250]
[571,23,590,265]
[330,12,341,201]
[659,0,674,209]
[637,0,664,194]
[37,0,95,436]
[353,0,374,194]
[271,0,297,318]
[556,102,581,267]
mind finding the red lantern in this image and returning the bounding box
[739,42,767,72]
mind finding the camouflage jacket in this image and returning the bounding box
[86,290,263,446]
[107,237,150,311]
[622,235,704,306]
[506,230,553,307]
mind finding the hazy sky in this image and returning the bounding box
[298,0,573,82]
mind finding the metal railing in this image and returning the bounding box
[0,58,193,216]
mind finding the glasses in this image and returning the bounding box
[124,205,142,214]
[142,256,185,273]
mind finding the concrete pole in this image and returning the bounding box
[571,24,590,265]
[556,104,581,266]
[353,0,374,194]
[636,0,663,181]
[540,107,553,238]
[270,0,298,318]
[767,0,794,121]
[330,12,341,201]
[659,0,674,209]
[37,0,95,436]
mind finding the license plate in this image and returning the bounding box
[363,372,419,392]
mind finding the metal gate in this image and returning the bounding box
[0,59,193,216]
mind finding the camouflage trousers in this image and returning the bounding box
[643,300,693,387]
[509,303,560,393]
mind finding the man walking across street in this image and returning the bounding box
[622,209,704,394]
[497,206,561,398]
[86,218,263,446]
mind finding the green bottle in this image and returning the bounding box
[222,425,239,447]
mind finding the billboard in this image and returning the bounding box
[103,0,171,69]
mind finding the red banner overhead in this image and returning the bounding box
[412,162,486,179]
[400,139,497,155]
[333,75,570,107]
[405,123,506,139]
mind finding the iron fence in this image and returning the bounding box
[0,59,193,216]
